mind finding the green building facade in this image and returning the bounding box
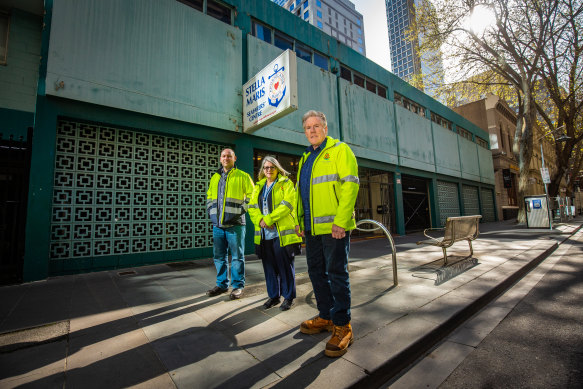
[0,0,496,282]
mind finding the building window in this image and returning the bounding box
[206,0,232,24]
[313,51,328,70]
[476,137,488,148]
[431,112,453,131]
[353,73,365,88]
[295,43,312,63]
[252,21,272,44]
[316,0,322,7]
[274,31,293,51]
[357,38,363,45]
[357,28,362,35]
[317,20,323,29]
[340,66,352,81]
[358,47,363,53]
[356,19,361,26]
[394,92,425,117]
[304,10,309,20]
[181,0,232,24]
[0,11,9,65]
[317,10,322,18]
[181,0,203,12]
[290,4,294,11]
[458,127,472,141]
[377,85,387,98]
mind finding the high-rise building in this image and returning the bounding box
[386,0,443,96]
[278,0,365,55]
[386,0,420,80]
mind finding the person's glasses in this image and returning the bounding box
[263,166,277,171]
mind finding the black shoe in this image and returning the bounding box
[206,286,228,297]
[263,297,281,309]
[230,288,243,300]
[279,299,294,311]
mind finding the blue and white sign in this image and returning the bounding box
[243,49,298,133]
[532,199,542,209]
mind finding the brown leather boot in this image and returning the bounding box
[325,323,353,357]
[299,316,333,334]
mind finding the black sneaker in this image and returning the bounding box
[230,288,243,300]
[263,297,281,309]
[279,299,294,311]
[206,286,228,297]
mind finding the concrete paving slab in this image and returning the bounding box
[0,339,67,383]
[388,340,475,389]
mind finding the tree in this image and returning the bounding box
[535,0,583,197]
[411,0,571,222]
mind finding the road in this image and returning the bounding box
[389,227,583,389]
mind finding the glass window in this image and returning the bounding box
[356,19,361,26]
[253,21,272,44]
[0,11,8,65]
[290,4,294,11]
[304,10,309,20]
[317,10,322,18]
[366,79,376,93]
[377,85,387,98]
[340,66,352,81]
[317,20,323,29]
[358,38,363,44]
[316,0,322,7]
[313,52,328,70]
[296,0,301,5]
[181,0,203,12]
[353,73,365,88]
[207,0,232,24]
[274,32,293,51]
[295,43,312,63]
[358,28,362,35]
[358,47,363,53]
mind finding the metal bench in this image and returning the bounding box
[416,215,482,264]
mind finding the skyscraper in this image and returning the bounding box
[386,0,420,80]
[278,0,365,55]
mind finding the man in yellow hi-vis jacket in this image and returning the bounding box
[206,148,254,300]
[295,110,359,357]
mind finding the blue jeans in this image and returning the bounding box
[261,238,296,301]
[305,233,351,325]
[213,225,245,289]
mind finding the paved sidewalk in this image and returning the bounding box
[1,218,581,388]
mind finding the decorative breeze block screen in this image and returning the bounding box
[50,119,225,259]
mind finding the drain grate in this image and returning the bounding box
[166,261,196,269]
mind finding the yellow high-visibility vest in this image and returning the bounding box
[206,167,254,226]
[296,136,359,235]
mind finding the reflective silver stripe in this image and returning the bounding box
[280,229,296,236]
[255,230,261,236]
[226,197,244,204]
[341,175,360,184]
[312,174,339,185]
[248,204,259,209]
[334,142,344,147]
[209,208,217,215]
[224,206,241,214]
[314,216,335,224]
[281,200,293,210]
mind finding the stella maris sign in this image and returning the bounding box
[243,49,298,134]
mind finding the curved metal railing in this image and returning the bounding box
[354,219,398,286]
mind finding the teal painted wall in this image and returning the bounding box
[395,105,434,171]
[478,146,495,185]
[459,137,481,181]
[0,9,41,140]
[433,124,461,178]
[46,0,243,132]
[339,79,398,164]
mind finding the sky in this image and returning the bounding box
[352,0,391,71]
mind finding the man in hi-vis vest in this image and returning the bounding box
[295,110,359,357]
[206,148,254,300]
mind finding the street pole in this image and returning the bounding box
[541,143,553,230]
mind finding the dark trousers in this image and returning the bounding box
[305,233,351,326]
[261,238,296,301]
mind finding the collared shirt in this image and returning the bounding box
[261,181,278,240]
[217,168,232,228]
[299,138,327,233]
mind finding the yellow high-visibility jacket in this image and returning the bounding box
[248,175,303,247]
[296,136,359,235]
[206,167,254,226]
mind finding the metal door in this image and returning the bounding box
[402,175,430,232]
[462,185,480,216]
[437,180,460,226]
[480,188,496,222]
[0,129,32,285]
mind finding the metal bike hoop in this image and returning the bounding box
[354,219,398,286]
